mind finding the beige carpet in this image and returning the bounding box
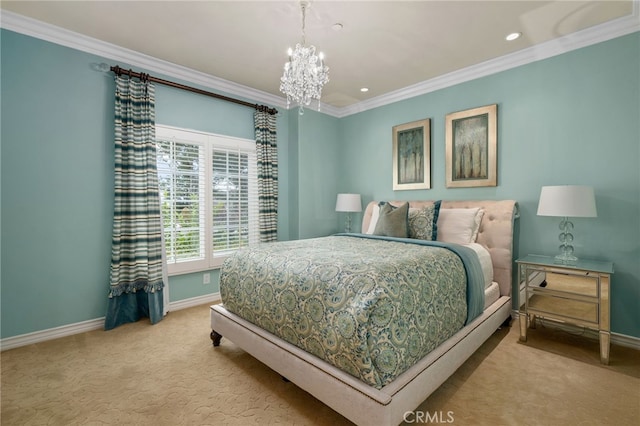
[1,304,638,425]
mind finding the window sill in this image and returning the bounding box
[166,257,228,276]
[167,267,221,277]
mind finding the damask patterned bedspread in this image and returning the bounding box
[220,234,485,389]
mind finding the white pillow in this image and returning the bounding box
[436,208,484,244]
[463,242,494,288]
[365,205,380,234]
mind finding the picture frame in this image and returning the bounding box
[392,118,431,190]
[445,104,497,188]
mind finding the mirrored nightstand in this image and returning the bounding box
[516,255,614,364]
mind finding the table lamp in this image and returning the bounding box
[537,185,597,264]
[335,193,362,233]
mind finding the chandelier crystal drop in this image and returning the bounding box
[280,1,329,115]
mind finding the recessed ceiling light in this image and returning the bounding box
[506,32,522,41]
[332,23,343,32]
[360,87,369,93]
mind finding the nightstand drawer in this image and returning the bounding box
[544,272,598,297]
[528,293,598,325]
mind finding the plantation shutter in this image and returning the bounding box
[156,136,206,264]
[211,144,258,259]
[156,125,258,274]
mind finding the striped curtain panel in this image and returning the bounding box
[105,76,165,330]
[254,110,278,242]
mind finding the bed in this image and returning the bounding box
[210,199,518,425]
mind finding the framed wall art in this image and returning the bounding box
[392,118,431,190]
[445,104,497,188]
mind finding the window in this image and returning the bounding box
[156,125,258,274]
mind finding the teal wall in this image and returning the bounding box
[297,109,341,238]
[336,33,640,338]
[1,28,638,340]
[0,30,293,338]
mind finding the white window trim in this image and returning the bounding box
[156,124,257,275]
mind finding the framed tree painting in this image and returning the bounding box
[445,104,497,188]
[392,118,431,190]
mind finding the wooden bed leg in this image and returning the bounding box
[210,330,223,347]
[500,316,512,328]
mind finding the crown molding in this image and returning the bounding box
[335,2,640,118]
[2,5,638,119]
[0,10,287,111]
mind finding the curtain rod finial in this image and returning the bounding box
[91,62,111,73]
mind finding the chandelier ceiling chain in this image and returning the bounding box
[279,0,330,115]
[300,0,306,46]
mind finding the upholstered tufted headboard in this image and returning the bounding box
[361,200,518,297]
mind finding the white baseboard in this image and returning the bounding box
[167,292,221,312]
[0,292,221,352]
[611,331,640,351]
[0,317,106,351]
[4,293,637,352]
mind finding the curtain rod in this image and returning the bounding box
[110,65,278,116]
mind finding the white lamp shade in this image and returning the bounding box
[537,185,597,218]
[335,193,362,212]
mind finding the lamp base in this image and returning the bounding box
[344,214,352,233]
[554,252,578,265]
[554,217,578,264]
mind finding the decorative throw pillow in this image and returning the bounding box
[373,202,409,238]
[408,200,442,240]
[437,207,483,244]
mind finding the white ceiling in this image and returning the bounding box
[1,1,637,114]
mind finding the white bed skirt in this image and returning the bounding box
[211,295,511,426]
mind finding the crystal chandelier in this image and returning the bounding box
[280,0,329,115]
